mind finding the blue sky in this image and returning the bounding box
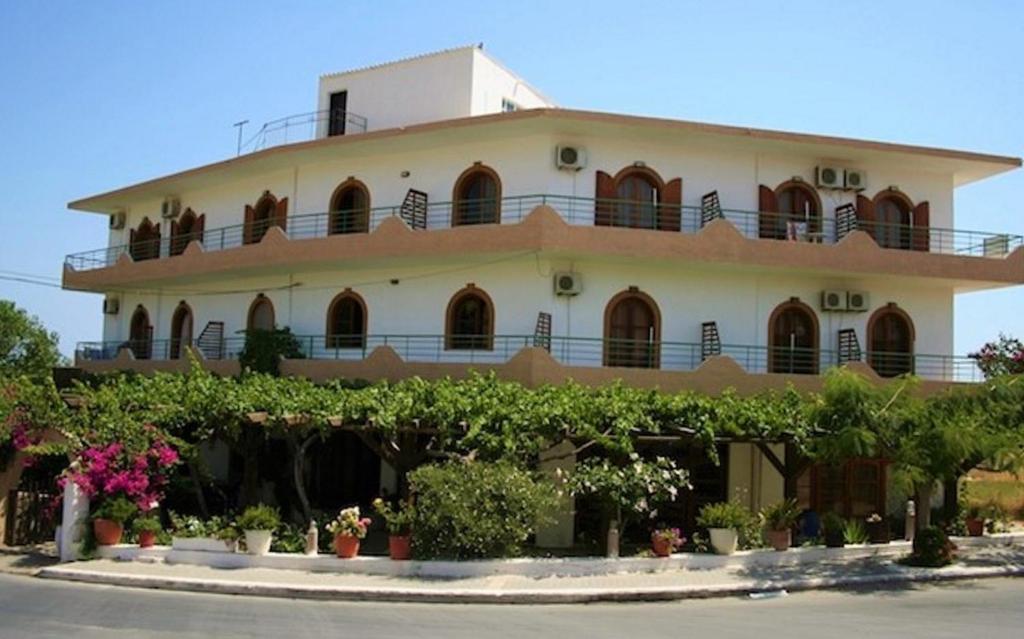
[1,1,1021,357]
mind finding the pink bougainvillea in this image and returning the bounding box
[65,432,180,511]
[969,334,1024,379]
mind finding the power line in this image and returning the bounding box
[0,275,65,289]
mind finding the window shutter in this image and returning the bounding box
[856,195,876,241]
[274,197,289,233]
[912,201,930,252]
[170,219,179,240]
[243,205,255,245]
[595,171,616,226]
[758,185,778,239]
[659,178,682,232]
[195,213,206,236]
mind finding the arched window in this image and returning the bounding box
[129,218,161,262]
[169,302,193,359]
[329,179,370,235]
[247,295,275,332]
[244,192,287,245]
[170,209,204,257]
[452,165,501,226]
[759,181,822,241]
[445,286,494,350]
[326,291,367,349]
[596,167,682,231]
[868,305,915,377]
[768,300,819,374]
[874,193,912,250]
[128,305,152,360]
[603,290,661,368]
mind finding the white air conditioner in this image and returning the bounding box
[102,296,120,315]
[109,211,126,230]
[821,290,846,312]
[846,290,870,313]
[815,166,843,189]
[844,169,867,191]
[161,197,181,219]
[555,145,587,171]
[553,271,582,296]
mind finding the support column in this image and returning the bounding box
[0,453,26,546]
[58,481,88,562]
[536,440,575,548]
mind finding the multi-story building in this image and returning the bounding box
[63,46,1023,531]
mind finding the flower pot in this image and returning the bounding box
[824,530,846,548]
[388,535,412,560]
[867,520,890,544]
[334,534,360,559]
[93,519,124,546]
[766,528,791,551]
[244,530,273,556]
[138,530,157,548]
[965,518,985,537]
[651,536,674,558]
[708,527,738,555]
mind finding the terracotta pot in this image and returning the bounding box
[138,530,157,548]
[965,518,985,537]
[388,535,412,560]
[651,536,674,557]
[334,534,361,559]
[766,528,792,551]
[93,519,124,546]
[867,520,890,544]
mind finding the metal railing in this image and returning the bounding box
[74,334,985,383]
[238,107,368,154]
[65,194,1024,272]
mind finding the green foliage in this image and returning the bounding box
[821,511,845,534]
[0,300,65,380]
[760,499,801,531]
[372,497,415,535]
[169,512,239,540]
[842,519,870,545]
[567,454,690,523]
[132,514,162,534]
[238,328,304,375]
[270,523,308,553]
[697,501,753,530]
[237,504,281,531]
[92,495,137,523]
[408,461,558,560]
[970,334,1024,379]
[903,526,957,567]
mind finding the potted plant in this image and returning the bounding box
[133,513,162,548]
[326,506,371,559]
[650,527,685,557]
[821,512,846,548]
[760,499,800,551]
[169,513,239,552]
[866,513,890,544]
[92,496,138,546]
[964,504,986,537]
[842,518,870,545]
[237,504,280,556]
[372,497,414,560]
[696,501,751,555]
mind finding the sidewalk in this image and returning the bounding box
[0,544,58,576]
[37,546,1024,604]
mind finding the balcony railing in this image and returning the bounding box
[238,108,368,154]
[74,334,985,383]
[65,195,1024,272]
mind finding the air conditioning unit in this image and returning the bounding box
[102,296,120,315]
[815,166,843,189]
[555,145,587,171]
[846,290,870,312]
[821,290,846,312]
[161,197,181,219]
[553,271,582,296]
[109,211,126,230]
[844,169,867,191]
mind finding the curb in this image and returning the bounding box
[36,564,1024,604]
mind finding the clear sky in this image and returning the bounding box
[1,1,1021,358]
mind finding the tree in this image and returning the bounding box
[970,334,1024,379]
[0,300,65,380]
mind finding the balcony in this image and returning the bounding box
[74,334,985,384]
[64,195,1024,273]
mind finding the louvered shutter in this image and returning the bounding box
[856,195,876,241]
[243,205,255,245]
[274,197,289,233]
[758,185,778,239]
[659,178,682,232]
[912,201,930,252]
[595,171,616,226]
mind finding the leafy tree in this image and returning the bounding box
[0,300,65,380]
[970,334,1024,378]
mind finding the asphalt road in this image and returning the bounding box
[0,573,1022,639]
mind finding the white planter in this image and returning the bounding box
[708,528,738,555]
[171,537,238,553]
[244,530,274,556]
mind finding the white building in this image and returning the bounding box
[62,45,1024,528]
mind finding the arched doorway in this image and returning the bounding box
[129,218,161,261]
[247,295,275,332]
[326,291,367,349]
[329,179,370,234]
[603,290,661,368]
[169,302,194,359]
[170,209,204,256]
[244,192,287,244]
[445,286,494,350]
[759,181,822,240]
[768,300,819,374]
[595,166,681,231]
[128,305,152,360]
[452,165,501,226]
[874,193,913,250]
[868,305,915,377]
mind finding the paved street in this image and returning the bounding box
[0,572,1022,638]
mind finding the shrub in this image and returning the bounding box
[843,519,870,545]
[92,496,138,524]
[760,499,801,531]
[373,497,415,535]
[237,504,280,531]
[567,454,690,524]
[821,511,845,534]
[132,514,162,534]
[169,512,238,541]
[238,328,304,375]
[903,526,957,567]
[270,523,308,553]
[697,501,751,530]
[408,461,558,560]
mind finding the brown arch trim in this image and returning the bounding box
[128,304,153,360]
[611,165,668,191]
[324,289,368,348]
[444,284,495,350]
[774,180,824,214]
[246,294,276,332]
[766,298,820,374]
[169,301,194,359]
[328,178,371,234]
[871,188,916,212]
[451,163,502,226]
[602,289,663,368]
